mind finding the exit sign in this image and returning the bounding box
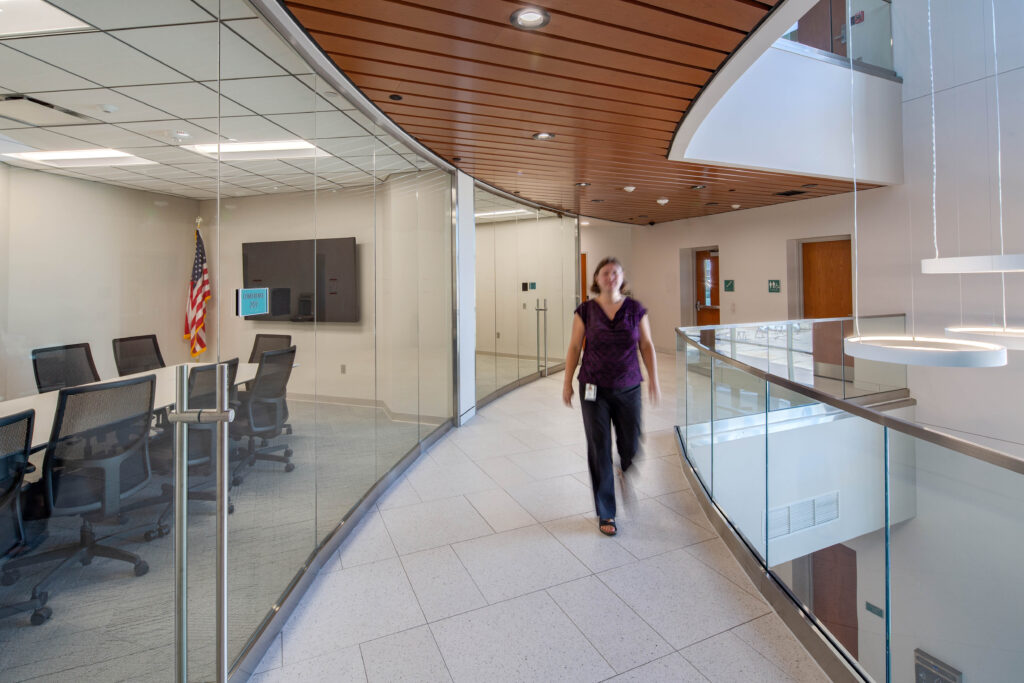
[768,280,781,293]
[724,280,734,292]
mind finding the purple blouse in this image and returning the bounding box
[575,297,647,388]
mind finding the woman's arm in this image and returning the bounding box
[562,313,585,406]
[638,314,661,405]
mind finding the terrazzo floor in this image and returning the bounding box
[250,356,829,682]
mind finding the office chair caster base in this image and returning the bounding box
[232,475,242,486]
[30,606,52,626]
[284,462,294,473]
[228,503,235,514]
[144,524,169,542]
[134,561,149,577]
[1,570,18,586]
[116,513,129,525]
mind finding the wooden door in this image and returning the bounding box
[695,250,719,326]
[812,544,858,658]
[798,0,848,57]
[803,239,852,375]
[580,253,588,302]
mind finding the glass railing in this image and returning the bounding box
[779,0,894,73]
[677,321,1024,681]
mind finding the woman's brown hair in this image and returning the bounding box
[590,257,629,295]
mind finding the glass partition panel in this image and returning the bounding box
[216,15,320,676]
[684,343,713,489]
[494,202,520,391]
[888,431,1024,683]
[712,360,767,559]
[780,0,893,72]
[767,405,886,677]
[517,208,540,380]
[373,132,420,477]
[308,77,380,545]
[474,187,498,401]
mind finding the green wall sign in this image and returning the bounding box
[724,280,734,292]
[768,279,781,293]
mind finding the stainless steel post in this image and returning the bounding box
[216,363,229,682]
[542,298,548,377]
[535,298,542,374]
[174,365,188,683]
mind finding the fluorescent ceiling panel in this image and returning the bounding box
[3,148,157,167]
[181,140,328,161]
[0,0,89,37]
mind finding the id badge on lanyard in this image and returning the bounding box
[584,383,597,401]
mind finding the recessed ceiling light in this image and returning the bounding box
[623,186,636,192]
[3,148,156,168]
[532,132,555,140]
[575,181,590,187]
[510,7,550,29]
[690,185,706,190]
[580,221,590,226]
[656,197,669,205]
[182,140,328,161]
[731,203,741,209]
[452,156,462,162]
[0,0,89,38]
[389,94,403,101]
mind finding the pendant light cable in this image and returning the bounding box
[848,0,861,337]
[989,0,1008,329]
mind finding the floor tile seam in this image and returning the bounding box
[393,515,497,559]
[595,651,710,683]
[543,583,620,676]
[726,623,821,682]
[357,621,454,682]
[679,542,767,602]
[542,517,641,570]
[443,541,492,610]
[679,622,798,682]
[589,563,683,656]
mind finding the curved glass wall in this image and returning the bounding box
[473,186,577,404]
[0,2,452,680]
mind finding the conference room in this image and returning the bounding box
[0,0,455,679]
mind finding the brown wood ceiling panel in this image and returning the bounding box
[285,0,863,224]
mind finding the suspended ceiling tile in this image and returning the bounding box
[225,159,306,175]
[0,126,98,150]
[46,123,164,148]
[188,115,295,142]
[0,44,94,93]
[119,145,208,164]
[224,18,314,76]
[192,0,258,21]
[26,88,171,124]
[318,171,375,186]
[10,32,188,87]
[113,24,286,82]
[113,83,251,119]
[315,136,377,158]
[47,0,213,30]
[283,156,361,174]
[118,120,221,146]
[216,76,321,115]
[267,111,369,139]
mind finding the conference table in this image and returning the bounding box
[0,363,258,449]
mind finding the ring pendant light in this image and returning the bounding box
[844,0,1007,366]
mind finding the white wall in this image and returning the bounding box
[1,165,199,400]
[683,45,903,184]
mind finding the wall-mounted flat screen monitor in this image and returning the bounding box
[242,237,359,322]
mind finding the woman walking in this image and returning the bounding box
[563,257,660,536]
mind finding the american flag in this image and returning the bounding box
[184,227,211,357]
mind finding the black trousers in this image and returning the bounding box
[579,382,642,520]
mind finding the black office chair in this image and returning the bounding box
[231,346,296,480]
[0,410,51,625]
[248,334,291,363]
[3,376,157,604]
[112,335,165,376]
[146,358,240,541]
[31,343,100,394]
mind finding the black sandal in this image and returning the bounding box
[599,518,617,536]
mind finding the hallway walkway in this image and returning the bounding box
[250,358,827,682]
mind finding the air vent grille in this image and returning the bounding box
[766,491,839,539]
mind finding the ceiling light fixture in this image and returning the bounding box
[3,148,156,168]
[474,209,533,218]
[656,198,669,205]
[0,0,89,38]
[731,203,741,209]
[690,184,706,190]
[532,132,555,140]
[182,140,328,161]
[575,181,590,187]
[510,7,551,29]
[389,94,403,101]
[623,186,635,192]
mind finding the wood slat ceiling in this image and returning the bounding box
[285,0,863,224]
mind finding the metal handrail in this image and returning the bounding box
[677,325,1024,476]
